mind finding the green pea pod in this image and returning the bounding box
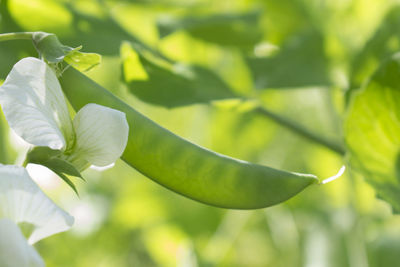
[59,68,319,209]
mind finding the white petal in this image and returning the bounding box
[0,57,74,150]
[72,103,129,167]
[0,165,74,244]
[0,218,44,267]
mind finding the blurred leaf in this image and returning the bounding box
[368,234,400,267]
[345,53,400,212]
[245,30,330,89]
[122,43,237,108]
[60,2,163,58]
[0,0,36,78]
[157,10,263,48]
[0,0,22,32]
[8,0,72,33]
[349,7,400,91]
[4,0,164,58]
[260,0,313,44]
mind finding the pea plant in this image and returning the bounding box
[0,1,400,266]
[0,32,129,265]
[0,32,332,264]
[0,22,397,264]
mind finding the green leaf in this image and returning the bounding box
[62,3,162,57]
[32,32,101,71]
[122,43,237,108]
[349,7,400,90]
[157,10,263,48]
[245,30,330,89]
[345,53,400,212]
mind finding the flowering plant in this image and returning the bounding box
[0,54,129,264]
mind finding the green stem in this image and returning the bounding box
[254,106,345,156]
[0,32,33,42]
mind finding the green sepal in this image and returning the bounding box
[25,146,84,194]
[17,222,35,239]
[25,146,62,163]
[41,158,84,181]
[32,32,74,63]
[54,171,79,196]
[32,32,101,72]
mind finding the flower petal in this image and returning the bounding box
[0,57,74,150]
[0,218,44,267]
[0,165,74,244]
[72,103,129,167]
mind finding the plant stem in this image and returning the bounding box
[254,106,346,156]
[0,32,33,42]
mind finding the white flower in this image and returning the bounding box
[0,57,129,171]
[0,164,74,267]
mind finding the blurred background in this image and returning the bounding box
[1,0,400,266]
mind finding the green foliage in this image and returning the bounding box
[350,7,400,89]
[122,43,237,107]
[345,54,400,212]
[245,30,330,89]
[157,10,262,48]
[1,0,400,266]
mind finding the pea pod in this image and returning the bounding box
[59,68,318,209]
